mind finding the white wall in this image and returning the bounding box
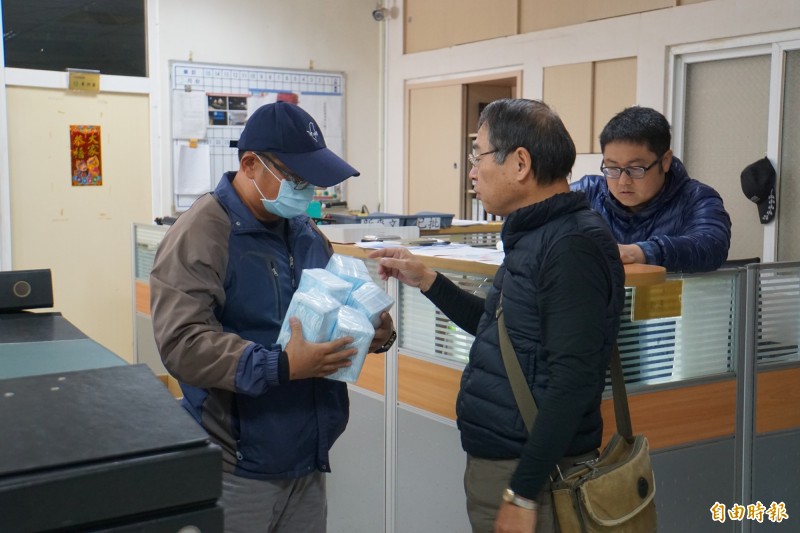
[5,88,152,360]
[0,1,381,360]
[382,0,800,216]
[157,0,383,215]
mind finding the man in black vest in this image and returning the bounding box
[370,99,625,533]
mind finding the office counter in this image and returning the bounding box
[331,244,667,409]
[326,244,800,531]
[132,223,800,532]
[333,243,737,448]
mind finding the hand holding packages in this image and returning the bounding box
[326,253,372,290]
[277,254,394,383]
[326,306,375,383]
[276,289,340,347]
[347,281,395,328]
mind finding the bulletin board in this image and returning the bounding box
[169,60,347,211]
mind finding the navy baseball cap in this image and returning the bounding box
[232,102,359,187]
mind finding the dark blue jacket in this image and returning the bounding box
[452,192,624,497]
[151,172,348,480]
[571,157,731,272]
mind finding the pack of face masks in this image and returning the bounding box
[325,253,372,290]
[277,255,394,383]
[346,281,395,328]
[325,305,375,383]
[297,268,353,304]
[276,289,340,347]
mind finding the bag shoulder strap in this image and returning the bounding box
[609,342,633,439]
[497,292,633,439]
[497,293,537,432]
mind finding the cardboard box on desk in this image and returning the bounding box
[0,364,222,532]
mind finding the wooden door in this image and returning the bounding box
[407,85,464,217]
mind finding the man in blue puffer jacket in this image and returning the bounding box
[571,106,731,272]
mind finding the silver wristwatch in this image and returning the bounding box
[502,488,539,511]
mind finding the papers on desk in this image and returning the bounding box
[356,240,448,250]
[450,218,489,227]
[356,241,505,265]
[414,244,504,265]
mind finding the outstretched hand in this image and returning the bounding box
[284,317,356,380]
[368,247,437,292]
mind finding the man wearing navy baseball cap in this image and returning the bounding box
[235,101,359,187]
[150,102,394,532]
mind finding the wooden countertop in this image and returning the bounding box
[332,244,666,287]
[622,263,667,287]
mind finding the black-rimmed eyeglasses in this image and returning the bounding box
[600,157,663,180]
[261,153,311,190]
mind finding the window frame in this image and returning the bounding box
[669,29,800,264]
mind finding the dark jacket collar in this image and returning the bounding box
[214,171,292,235]
[502,191,589,250]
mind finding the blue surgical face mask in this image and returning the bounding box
[252,155,314,218]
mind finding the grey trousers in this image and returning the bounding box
[464,455,558,533]
[218,470,327,533]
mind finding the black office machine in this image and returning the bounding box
[0,269,54,313]
[0,365,223,532]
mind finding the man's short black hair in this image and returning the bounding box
[599,106,671,157]
[477,99,575,186]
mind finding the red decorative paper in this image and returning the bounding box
[70,125,103,186]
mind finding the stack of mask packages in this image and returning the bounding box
[276,254,394,383]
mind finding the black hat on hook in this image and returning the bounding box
[740,157,776,224]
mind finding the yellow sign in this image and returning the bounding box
[631,279,683,321]
[68,70,100,92]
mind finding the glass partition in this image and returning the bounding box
[755,263,800,365]
[618,269,742,389]
[133,224,168,282]
[398,270,491,364]
[397,264,746,392]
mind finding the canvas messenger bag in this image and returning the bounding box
[497,296,657,532]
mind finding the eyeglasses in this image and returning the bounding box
[257,153,311,190]
[600,157,663,180]
[468,149,498,168]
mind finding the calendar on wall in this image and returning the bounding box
[169,60,347,211]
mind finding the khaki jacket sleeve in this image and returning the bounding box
[149,196,249,391]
